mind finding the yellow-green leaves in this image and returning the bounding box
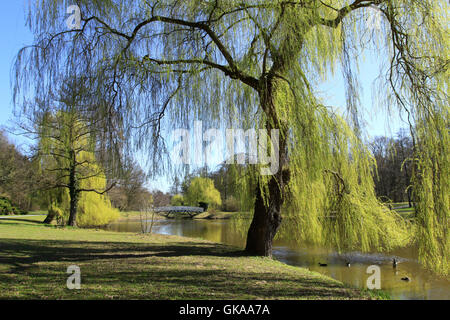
[185,177,222,209]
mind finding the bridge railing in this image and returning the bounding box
[154,206,204,218]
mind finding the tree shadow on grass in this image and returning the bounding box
[0,267,353,299]
[0,218,45,225]
[0,238,358,299]
[0,238,245,272]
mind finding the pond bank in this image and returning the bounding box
[0,216,382,299]
[118,210,249,221]
[193,211,249,219]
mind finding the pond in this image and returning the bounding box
[104,218,450,300]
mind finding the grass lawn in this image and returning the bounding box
[391,203,416,220]
[0,216,382,300]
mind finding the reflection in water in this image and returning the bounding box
[104,218,450,300]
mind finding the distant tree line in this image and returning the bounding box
[369,130,414,206]
[0,130,38,212]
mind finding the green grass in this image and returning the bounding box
[391,203,416,220]
[0,216,380,300]
[0,210,47,217]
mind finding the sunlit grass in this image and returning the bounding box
[0,216,383,300]
[391,203,416,220]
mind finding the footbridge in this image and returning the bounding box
[154,206,204,218]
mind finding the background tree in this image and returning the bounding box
[207,162,255,212]
[370,130,414,206]
[169,176,182,195]
[16,75,119,227]
[128,188,154,211]
[185,177,222,209]
[139,193,154,233]
[151,190,172,207]
[107,159,151,211]
[107,186,128,211]
[14,0,448,274]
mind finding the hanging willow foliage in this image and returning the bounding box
[36,111,119,227]
[13,0,448,274]
[242,77,411,253]
[73,152,120,227]
[43,168,120,227]
[413,110,449,276]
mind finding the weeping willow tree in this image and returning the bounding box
[13,0,448,274]
[185,177,222,208]
[39,144,120,227]
[32,105,117,227]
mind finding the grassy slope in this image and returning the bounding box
[0,216,377,300]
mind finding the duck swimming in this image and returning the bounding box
[393,258,398,268]
[318,263,328,267]
[401,277,411,281]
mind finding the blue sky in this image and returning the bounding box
[0,1,408,192]
[0,1,34,148]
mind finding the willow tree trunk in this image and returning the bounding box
[245,79,289,257]
[245,175,285,256]
[43,210,56,224]
[67,159,80,227]
[67,189,80,227]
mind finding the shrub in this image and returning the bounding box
[0,199,13,215]
[0,197,25,215]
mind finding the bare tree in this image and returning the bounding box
[139,196,155,234]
